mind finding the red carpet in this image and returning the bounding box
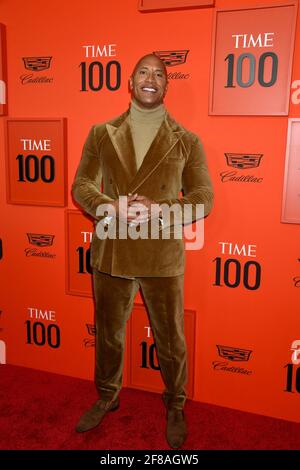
[0,364,300,450]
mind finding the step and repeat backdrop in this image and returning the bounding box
[1,0,300,423]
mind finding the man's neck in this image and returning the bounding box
[130,99,166,121]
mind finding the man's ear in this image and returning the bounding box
[163,82,168,97]
[129,76,133,90]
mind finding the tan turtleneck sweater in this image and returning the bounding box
[129,99,166,171]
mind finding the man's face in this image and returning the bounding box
[129,55,168,109]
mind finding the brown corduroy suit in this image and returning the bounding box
[72,108,214,409]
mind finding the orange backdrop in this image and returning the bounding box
[1,0,300,424]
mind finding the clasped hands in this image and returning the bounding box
[109,193,162,226]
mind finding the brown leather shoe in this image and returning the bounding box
[166,408,187,449]
[75,397,120,433]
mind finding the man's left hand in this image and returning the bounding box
[127,194,162,225]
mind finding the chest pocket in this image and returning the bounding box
[165,153,185,165]
[164,140,186,164]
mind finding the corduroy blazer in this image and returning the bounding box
[71,107,214,277]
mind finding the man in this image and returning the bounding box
[71,53,214,449]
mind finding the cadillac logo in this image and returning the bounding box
[153,50,189,67]
[84,323,96,347]
[22,56,52,71]
[225,153,263,169]
[27,233,55,247]
[217,345,252,362]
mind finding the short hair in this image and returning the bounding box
[131,53,168,80]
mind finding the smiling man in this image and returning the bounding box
[130,54,167,107]
[72,53,214,449]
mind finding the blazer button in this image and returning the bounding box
[161,184,166,190]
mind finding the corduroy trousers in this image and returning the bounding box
[92,268,188,410]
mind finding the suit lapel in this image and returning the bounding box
[106,111,137,186]
[106,108,185,193]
